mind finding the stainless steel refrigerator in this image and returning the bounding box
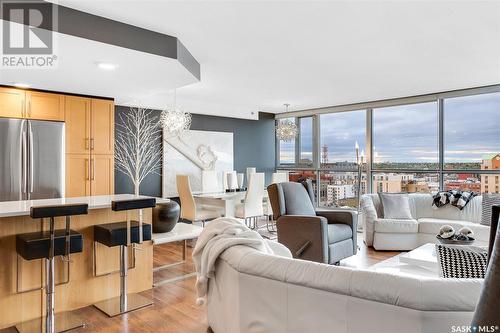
[0,118,64,201]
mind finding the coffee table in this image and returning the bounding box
[369,243,439,278]
[152,222,203,286]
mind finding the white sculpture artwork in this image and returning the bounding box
[163,130,233,197]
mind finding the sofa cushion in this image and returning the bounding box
[417,218,490,242]
[374,218,418,233]
[327,224,353,243]
[379,193,412,219]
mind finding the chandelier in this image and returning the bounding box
[161,90,192,137]
[275,103,298,142]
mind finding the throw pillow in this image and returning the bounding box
[433,191,450,208]
[436,244,487,278]
[481,193,500,226]
[378,193,412,219]
[452,191,476,210]
[448,190,462,206]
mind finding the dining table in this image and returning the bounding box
[193,190,269,217]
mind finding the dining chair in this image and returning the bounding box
[224,171,238,191]
[235,172,265,229]
[246,167,256,187]
[201,170,220,193]
[271,172,289,184]
[176,175,222,227]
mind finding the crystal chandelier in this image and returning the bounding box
[275,103,298,142]
[161,90,192,137]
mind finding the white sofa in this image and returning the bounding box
[360,193,490,250]
[207,242,483,333]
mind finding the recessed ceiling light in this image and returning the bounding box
[96,62,118,71]
[13,83,30,89]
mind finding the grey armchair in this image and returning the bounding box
[267,181,357,264]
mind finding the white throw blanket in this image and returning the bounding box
[192,217,274,305]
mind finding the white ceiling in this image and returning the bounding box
[7,1,500,119]
[0,22,198,107]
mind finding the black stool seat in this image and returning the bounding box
[16,230,83,261]
[112,198,156,212]
[31,204,88,218]
[94,221,152,247]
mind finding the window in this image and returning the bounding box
[372,173,439,193]
[276,86,500,208]
[444,92,500,170]
[286,170,318,202]
[320,110,366,169]
[299,117,313,166]
[373,102,438,170]
[443,173,500,194]
[443,174,484,193]
[318,171,366,208]
[278,118,296,165]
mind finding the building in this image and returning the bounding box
[481,154,500,194]
[326,184,355,206]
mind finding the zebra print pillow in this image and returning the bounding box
[481,193,500,226]
[436,244,487,279]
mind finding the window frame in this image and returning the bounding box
[276,84,500,208]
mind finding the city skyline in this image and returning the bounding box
[280,92,500,165]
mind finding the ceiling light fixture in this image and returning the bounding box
[13,83,30,89]
[161,89,192,137]
[96,62,118,71]
[276,103,298,142]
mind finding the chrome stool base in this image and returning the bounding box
[15,312,84,333]
[93,293,153,317]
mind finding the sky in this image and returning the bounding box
[280,92,500,164]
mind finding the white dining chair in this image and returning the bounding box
[235,172,265,229]
[201,170,220,193]
[271,172,289,184]
[176,174,222,227]
[246,167,256,187]
[237,173,244,189]
[224,171,238,191]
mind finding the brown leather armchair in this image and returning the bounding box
[267,181,357,264]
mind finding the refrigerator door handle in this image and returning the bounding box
[28,122,34,193]
[22,129,28,195]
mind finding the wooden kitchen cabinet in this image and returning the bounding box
[65,96,91,154]
[0,86,115,197]
[65,97,115,197]
[0,87,25,118]
[25,91,65,121]
[91,99,114,155]
[90,154,114,196]
[65,154,91,197]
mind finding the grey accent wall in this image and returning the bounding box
[114,106,276,197]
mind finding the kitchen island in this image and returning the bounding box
[0,194,168,329]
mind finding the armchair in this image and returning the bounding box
[267,181,357,264]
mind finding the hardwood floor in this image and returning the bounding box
[11,233,399,333]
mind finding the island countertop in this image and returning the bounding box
[0,194,169,218]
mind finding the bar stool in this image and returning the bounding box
[93,198,156,317]
[15,203,88,333]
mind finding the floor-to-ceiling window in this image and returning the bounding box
[443,92,500,194]
[318,110,366,207]
[276,85,500,208]
[277,117,296,165]
[372,101,439,194]
[299,116,314,167]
